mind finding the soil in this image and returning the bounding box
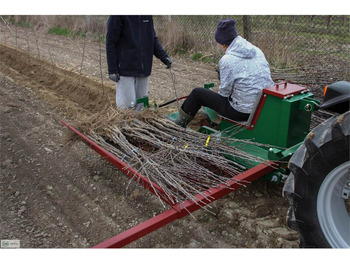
[0,25,302,248]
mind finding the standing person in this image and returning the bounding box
[174,18,274,127]
[106,15,172,110]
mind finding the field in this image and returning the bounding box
[0,22,323,248]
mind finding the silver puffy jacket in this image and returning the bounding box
[218,36,274,114]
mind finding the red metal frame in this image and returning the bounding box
[61,120,276,248]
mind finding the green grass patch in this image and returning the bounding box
[191,52,219,63]
[48,27,70,36]
[47,26,86,38]
[192,52,203,60]
[48,26,105,42]
[9,18,30,28]
[96,35,105,43]
[202,56,218,64]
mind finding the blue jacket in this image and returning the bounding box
[106,15,169,76]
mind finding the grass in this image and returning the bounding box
[191,52,219,64]
[96,35,106,43]
[47,26,106,43]
[192,52,203,61]
[9,18,30,28]
[47,26,86,38]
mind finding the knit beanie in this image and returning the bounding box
[214,19,238,45]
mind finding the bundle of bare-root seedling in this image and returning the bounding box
[75,107,276,208]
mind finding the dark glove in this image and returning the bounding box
[164,57,172,68]
[109,73,120,82]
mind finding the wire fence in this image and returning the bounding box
[155,15,349,62]
[154,15,350,85]
[1,15,349,87]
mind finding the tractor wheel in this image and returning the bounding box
[283,111,350,248]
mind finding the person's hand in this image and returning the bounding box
[165,57,172,68]
[109,74,120,82]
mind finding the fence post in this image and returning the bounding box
[242,15,252,41]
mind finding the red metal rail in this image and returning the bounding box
[61,120,276,248]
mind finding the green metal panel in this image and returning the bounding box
[136,96,150,108]
[218,92,319,148]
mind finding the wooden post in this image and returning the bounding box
[242,15,252,42]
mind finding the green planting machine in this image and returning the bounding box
[63,81,350,248]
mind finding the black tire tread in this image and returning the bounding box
[285,111,350,248]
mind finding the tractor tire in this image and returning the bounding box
[283,111,350,248]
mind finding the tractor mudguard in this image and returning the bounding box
[320,81,350,113]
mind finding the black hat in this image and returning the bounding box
[215,19,238,45]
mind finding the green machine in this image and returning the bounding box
[169,82,321,183]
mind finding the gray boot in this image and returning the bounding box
[174,108,194,128]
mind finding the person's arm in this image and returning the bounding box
[106,16,123,75]
[218,58,235,97]
[153,28,172,68]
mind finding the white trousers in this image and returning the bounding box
[115,76,149,111]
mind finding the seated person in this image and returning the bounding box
[175,18,274,127]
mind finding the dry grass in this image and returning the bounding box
[156,19,196,53]
[6,15,107,35]
[255,32,297,68]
